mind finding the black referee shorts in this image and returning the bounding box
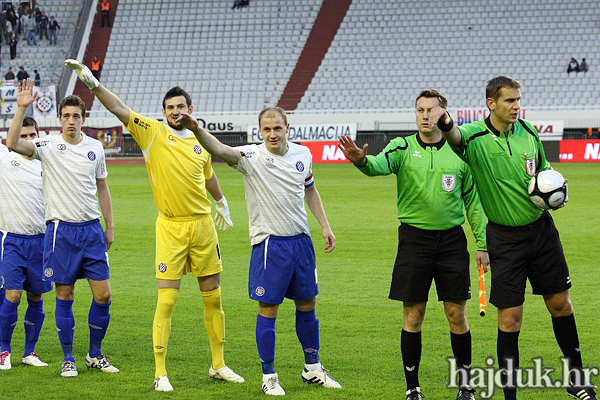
[487,211,571,309]
[389,223,471,303]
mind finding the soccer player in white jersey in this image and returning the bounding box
[177,106,341,396]
[6,79,118,378]
[66,60,243,392]
[0,114,53,371]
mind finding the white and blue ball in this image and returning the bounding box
[528,170,568,210]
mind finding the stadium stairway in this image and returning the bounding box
[277,0,352,111]
[74,0,120,111]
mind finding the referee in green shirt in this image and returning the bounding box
[434,75,597,400]
[339,90,489,400]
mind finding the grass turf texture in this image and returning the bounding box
[0,162,598,400]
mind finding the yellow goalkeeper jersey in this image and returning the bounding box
[126,111,213,217]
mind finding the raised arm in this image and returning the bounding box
[304,184,335,253]
[174,112,241,166]
[65,59,131,125]
[429,106,463,146]
[96,178,114,250]
[6,79,36,156]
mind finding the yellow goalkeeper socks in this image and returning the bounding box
[202,287,225,370]
[153,288,179,378]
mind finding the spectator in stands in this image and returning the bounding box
[9,34,17,59]
[39,11,48,41]
[100,2,111,28]
[0,10,6,44]
[91,56,102,80]
[5,67,15,82]
[34,7,41,34]
[567,58,579,74]
[232,0,242,9]
[5,10,15,45]
[48,16,59,46]
[18,9,28,38]
[25,12,36,46]
[34,69,40,86]
[241,0,250,7]
[579,58,588,73]
[16,66,29,85]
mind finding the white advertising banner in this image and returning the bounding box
[247,123,357,143]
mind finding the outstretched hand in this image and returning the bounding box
[174,112,200,131]
[338,135,368,166]
[65,59,99,90]
[17,78,37,108]
[429,106,450,127]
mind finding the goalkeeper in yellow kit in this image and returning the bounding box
[66,60,244,392]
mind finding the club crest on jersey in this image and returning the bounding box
[193,145,202,154]
[296,161,305,172]
[255,286,265,297]
[44,268,54,278]
[525,158,536,176]
[442,174,456,192]
[88,151,96,161]
[158,263,167,273]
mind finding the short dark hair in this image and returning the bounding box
[486,75,522,102]
[59,94,86,117]
[162,86,192,110]
[415,89,448,109]
[22,116,39,134]
[258,107,287,127]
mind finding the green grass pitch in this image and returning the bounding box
[0,162,598,400]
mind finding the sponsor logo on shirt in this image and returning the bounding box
[10,160,20,167]
[158,262,167,273]
[412,150,422,157]
[88,151,96,161]
[296,161,304,172]
[36,141,48,147]
[240,150,254,158]
[442,174,456,192]
[193,145,202,154]
[56,143,67,151]
[133,117,151,129]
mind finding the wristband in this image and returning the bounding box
[437,112,454,131]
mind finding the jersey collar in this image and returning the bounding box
[165,124,192,140]
[484,116,514,137]
[416,132,445,150]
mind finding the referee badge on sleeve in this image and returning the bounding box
[442,174,456,192]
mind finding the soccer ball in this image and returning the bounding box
[528,170,568,210]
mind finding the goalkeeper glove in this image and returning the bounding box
[214,196,233,231]
[65,59,99,90]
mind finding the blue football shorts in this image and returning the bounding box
[1,232,53,294]
[248,233,318,304]
[43,220,110,285]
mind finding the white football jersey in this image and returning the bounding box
[32,134,107,222]
[235,142,314,245]
[0,144,45,235]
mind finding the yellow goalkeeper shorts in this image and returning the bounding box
[155,213,223,280]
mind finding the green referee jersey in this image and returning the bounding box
[451,117,551,227]
[358,133,487,251]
